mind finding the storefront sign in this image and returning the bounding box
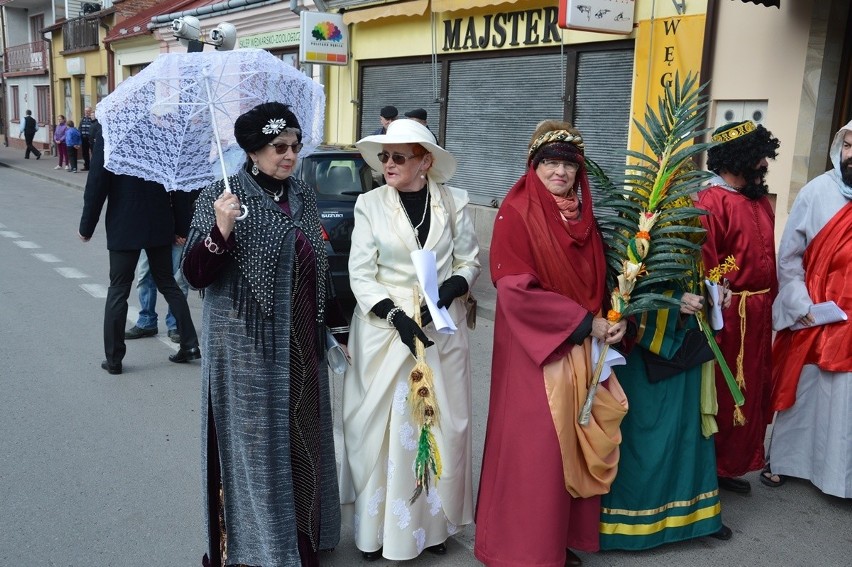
[442,6,562,52]
[558,0,635,35]
[238,28,300,50]
[299,12,348,65]
[629,14,706,153]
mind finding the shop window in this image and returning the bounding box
[63,79,72,121]
[96,76,109,104]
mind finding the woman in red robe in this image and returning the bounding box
[474,121,627,567]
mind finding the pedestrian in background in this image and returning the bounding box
[53,115,68,171]
[19,109,41,160]
[65,120,82,173]
[343,118,480,561]
[766,119,852,498]
[404,107,428,126]
[371,105,397,135]
[78,130,200,375]
[79,106,93,171]
[696,120,780,495]
[182,102,343,566]
[475,121,626,567]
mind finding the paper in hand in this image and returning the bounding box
[410,249,457,334]
[790,300,848,330]
[591,337,627,383]
[704,279,724,330]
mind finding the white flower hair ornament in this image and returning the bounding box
[262,118,288,135]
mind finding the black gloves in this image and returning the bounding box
[436,275,469,309]
[390,310,434,355]
[371,299,433,356]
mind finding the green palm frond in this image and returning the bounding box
[589,71,716,320]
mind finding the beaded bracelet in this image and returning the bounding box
[385,306,403,325]
[204,235,225,255]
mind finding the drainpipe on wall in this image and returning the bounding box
[0,5,7,146]
[99,19,114,92]
[698,0,718,139]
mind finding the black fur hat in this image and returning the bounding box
[234,102,301,152]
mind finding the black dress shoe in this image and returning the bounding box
[717,476,751,494]
[125,325,157,339]
[710,524,733,541]
[565,548,583,566]
[426,542,447,555]
[169,346,201,363]
[361,548,382,561]
[101,360,122,375]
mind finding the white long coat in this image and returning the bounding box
[341,179,480,559]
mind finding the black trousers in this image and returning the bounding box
[81,136,90,169]
[104,246,199,365]
[24,135,41,159]
[67,146,78,172]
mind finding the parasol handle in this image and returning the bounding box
[204,70,248,221]
[578,343,610,426]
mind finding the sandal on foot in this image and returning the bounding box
[759,465,786,488]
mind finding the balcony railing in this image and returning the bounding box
[63,16,100,52]
[3,41,48,74]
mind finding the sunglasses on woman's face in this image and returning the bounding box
[377,151,421,165]
[268,141,303,155]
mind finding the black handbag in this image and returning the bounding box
[642,328,715,383]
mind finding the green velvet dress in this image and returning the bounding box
[600,299,722,550]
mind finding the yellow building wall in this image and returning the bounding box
[50,28,109,124]
[325,0,709,145]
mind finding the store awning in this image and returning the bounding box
[741,0,780,7]
[430,0,513,13]
[342,0,430,25]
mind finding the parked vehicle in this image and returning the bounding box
[295,144,380,320]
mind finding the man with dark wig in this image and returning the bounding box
[695,120,780,494]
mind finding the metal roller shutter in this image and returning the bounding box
[444,53,565,206]
[573,49,634,195]
[359,62,442,140]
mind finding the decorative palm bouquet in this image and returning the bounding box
[580,72,743,424]
[408,286,442,504]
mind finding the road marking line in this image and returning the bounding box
[33,253,62,263]
[80,283,108,298]
[15,241,41,249]
[0,230,22,238]
[56,266,88,278]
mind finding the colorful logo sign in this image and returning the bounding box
[300,12,348,65]
[312,21,343,42]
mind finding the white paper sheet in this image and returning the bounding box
[790,300,848,330]
[411,249,457,334]
[705,279,724,330]
[591,337,627,383]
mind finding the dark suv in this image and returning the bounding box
[295,144,380,320]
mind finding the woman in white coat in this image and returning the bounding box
[342,119,481,561]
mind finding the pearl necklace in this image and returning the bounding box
[399,188,430,247]
[261,185,285,202]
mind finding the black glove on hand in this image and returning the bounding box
[436,275,469,309]
[391,310,434,356]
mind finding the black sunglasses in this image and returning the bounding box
[268,142,303,155]
[377,151,422,165]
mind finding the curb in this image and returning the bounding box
[0,160,86,192]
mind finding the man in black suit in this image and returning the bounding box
[19,110,42,159]
[78,131,200,374]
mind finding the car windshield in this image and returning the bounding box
[300,154,374,200]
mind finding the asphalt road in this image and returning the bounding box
[0,157,849,566]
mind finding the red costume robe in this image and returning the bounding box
[475,170,625,567]
[696,185,778,478]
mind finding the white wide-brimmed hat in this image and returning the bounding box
[356,118,457,183]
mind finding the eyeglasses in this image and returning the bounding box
[377,151,422,165]
[540,159,579,172]
[268,141,303,155]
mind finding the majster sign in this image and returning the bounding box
[442,6,563,52]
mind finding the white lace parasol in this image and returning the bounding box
[98,48,325,193]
